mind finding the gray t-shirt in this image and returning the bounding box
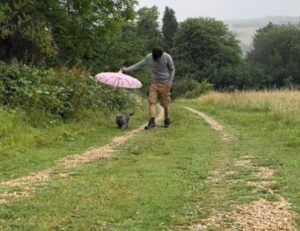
[124,53,175,84]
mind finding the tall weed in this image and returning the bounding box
[197,91,300,123]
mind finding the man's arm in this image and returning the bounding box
[122,58,148,73]
[167,56,175,84]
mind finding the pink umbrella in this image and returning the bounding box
[95,71,142,89]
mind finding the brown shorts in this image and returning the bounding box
[148,82,171,106]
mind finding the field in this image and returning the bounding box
[0,91,299,230]
[197,91,300,122]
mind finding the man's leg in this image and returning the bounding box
[149,103,156,118]
[145,83,158,129]
[159,83,171,127]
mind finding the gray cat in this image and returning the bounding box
[116,111,134,130]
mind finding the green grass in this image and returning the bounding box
[182,101,300,211]
[0,107,146,182]
[0,106,233,230]
[0,98,299,230]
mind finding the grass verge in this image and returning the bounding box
[0,107,146,182]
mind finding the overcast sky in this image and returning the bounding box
[137,0,300,21]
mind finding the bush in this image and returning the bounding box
[172,78,213,99]
[210,63,271,90]
[0,63,140,122]
[184,80,213,99]
[172,78,199,98]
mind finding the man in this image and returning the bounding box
[122,47,175,129]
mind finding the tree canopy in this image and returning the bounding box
[162,7,178,51]
[247,23,300,87]
[1,2,299,93]
[136,6,163,51]
[0,0,137,68]
[173,18,242,87]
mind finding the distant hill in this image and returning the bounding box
[224,16,300,29]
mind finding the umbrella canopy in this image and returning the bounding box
[95,71,142,89]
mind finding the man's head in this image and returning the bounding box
[152,47,163,61]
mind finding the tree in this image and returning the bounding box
[173,18,242,88]
[0,0,137,68]
[162,7,178,51]
[0,0,56,64]
[44,0,137,68]
[136,6,163,51]
[89,22,147,73]
[247,24,300,87]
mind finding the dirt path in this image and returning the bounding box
[185,107,299,231]
[185,107,233,141]
[0,106,164,205]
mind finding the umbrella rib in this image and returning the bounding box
[114,77,120,87]
[128,79,132,88]
[117,78,120,88]
[121,78,124,88]
[129,79,134,89]
[124,79,130,88]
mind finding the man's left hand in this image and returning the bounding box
[120,68,127,74]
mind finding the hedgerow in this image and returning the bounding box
[0,63,139,122]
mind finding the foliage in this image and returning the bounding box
[162,7,178,51]
[209,63,271,90]
[172,78,199,98]
[136,6,163,51]
[0,63,140,121]
[173,17,242,87]
[0,0,57,64]
[172,78,213,99]
[247,23,300,87]
[3,1,300,112]
[45,0,137,69]
[89,22,146,73]
[184,80,213,99]
[0,0,137,68]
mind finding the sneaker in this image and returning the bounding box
[145,118,156,130]
[164,118,171,128]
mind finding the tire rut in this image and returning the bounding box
[185,107,233,141]
[185,107,299,231]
